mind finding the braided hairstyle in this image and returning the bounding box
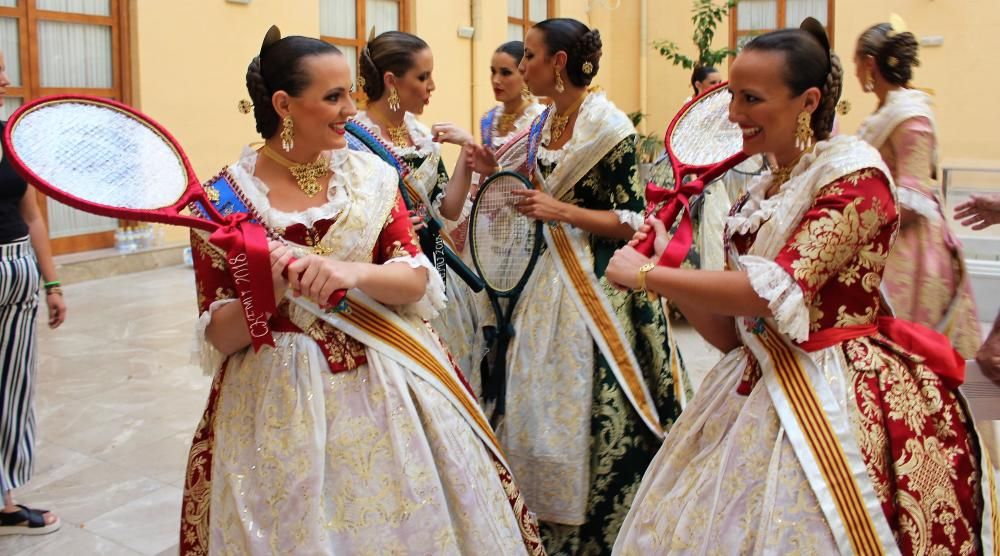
[496,40,525,64]
[533,18,602,87]
[358,31,430,101]
[245,34,339,138]
[743,18,842,141]
[857,23,920,86]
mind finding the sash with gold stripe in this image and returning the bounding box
[746,322,900,555]
[967,403,1000,555]
[290,293,507,467]
[543,222,664,438]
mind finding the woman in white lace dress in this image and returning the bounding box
[181,29,542,555]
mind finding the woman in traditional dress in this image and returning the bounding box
[181,29,542,555]
[349,31,486,381]
[608,19,994,554]
[484,18,687,554]
[855,21,980,358]
[481,41,544,152]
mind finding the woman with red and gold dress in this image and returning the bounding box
[181,29,541,555]
[609,19,996,554]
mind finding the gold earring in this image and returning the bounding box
[281,115,294,152]
[521,84,531,99]
[863,71,875,93]
[388,87,401,112]
[554,69,565,93]
[795,110,814,151]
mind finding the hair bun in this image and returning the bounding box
[878,31,919,84]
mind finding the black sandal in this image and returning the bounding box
[0,504,61,536]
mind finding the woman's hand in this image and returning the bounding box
[627,216,671,261]
[409,209,427,231]
[465,143,500,176]
[512,189,571,223]
[606,245,654,290]
[955,193,1000,230]
[268,240,293,306]
[285,254,367,308]
[430,122,473,146]
[46,291,66,329]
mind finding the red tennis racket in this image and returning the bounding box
[1,95,344,351]
[635,83,749,266]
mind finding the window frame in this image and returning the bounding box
[0,0,132,255]
[507,0,555,40]
[729,0,836,50]
[318,0,410,66]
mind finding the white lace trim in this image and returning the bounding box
[536,92,604,165]
[487,101,545,149]
[897,186,941,220]
[231,146,354,229]
[353,111,437,158]
[383,253,446,320]
[741,255,810,342]
[614,209,645,231]
[192,298,237,376]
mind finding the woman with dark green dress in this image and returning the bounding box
[491,18,690,554]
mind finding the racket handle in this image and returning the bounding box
[634,228,657,257]
[281,256,349,310]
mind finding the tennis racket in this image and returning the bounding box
[634,83,749,266]
[0,95,346,350]
[344,120,485,292]
[468,170,542,425]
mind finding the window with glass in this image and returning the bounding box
[507,0,553,42]
[731,0,834,51]
[0,0,131,254]
[319,0,408,83]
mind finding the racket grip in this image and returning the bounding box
[281,256,349,310]
[634,230,656,258]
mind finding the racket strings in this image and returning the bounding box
[472,178,537,293]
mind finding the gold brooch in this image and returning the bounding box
[237,99,253,114]
[836,99,851,115]
[582,61,594,75]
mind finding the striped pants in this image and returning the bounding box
[0,237,40,493]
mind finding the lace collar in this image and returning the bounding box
[353,110,438,159]
[488,101,545,149]
[537,92,603,165]
[229,146,353,229]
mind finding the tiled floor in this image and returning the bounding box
[0,265,724,555]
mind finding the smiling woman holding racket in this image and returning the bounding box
[611,19,995,554]
[179,29,542,555]
[477,17,688,554]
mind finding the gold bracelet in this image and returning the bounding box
[637,262,658,301]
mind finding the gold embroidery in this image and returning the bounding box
[790,197,886,290]
[191,231,226,271]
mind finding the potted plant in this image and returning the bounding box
[628,111,664,184]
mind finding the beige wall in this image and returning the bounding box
[130,0,998,243]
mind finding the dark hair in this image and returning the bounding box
[358,31,430,101]
[245,36,340,138]
[690,66,719,95]
[857,23,920,86]
[532,18,602,87]
[495,40,525,64]
[743,18,842,141]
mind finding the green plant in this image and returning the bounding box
[653,0,739,70]
[628,111,664,164]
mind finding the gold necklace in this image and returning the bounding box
[768,147,813,193]
[370,109,411,147]
[260,145,329,198]
[496,100,529,137]
[547,93,587,143]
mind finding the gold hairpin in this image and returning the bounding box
[237,99,253,114]
[582,61,594,75]
[887,56,899,68]
[836,99,851,115]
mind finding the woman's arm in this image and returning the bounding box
[19,185,66,328]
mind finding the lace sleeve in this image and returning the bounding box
[740,255,810,341]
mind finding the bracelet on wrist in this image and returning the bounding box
[43,280,61,289]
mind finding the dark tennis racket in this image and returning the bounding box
[468,170,542,425]
[0,95,346,350]
[634,83,749,266]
